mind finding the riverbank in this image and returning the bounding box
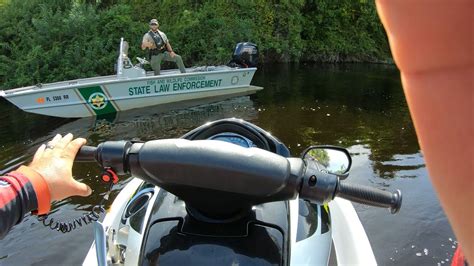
[0,0,391,90]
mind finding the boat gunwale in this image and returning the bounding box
[1,67,257,97]
[20,85,261,111]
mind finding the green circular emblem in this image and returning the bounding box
[88,92,108,110]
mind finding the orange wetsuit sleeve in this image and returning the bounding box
[0,166,51,239]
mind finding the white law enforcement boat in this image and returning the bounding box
[0,39,261,118]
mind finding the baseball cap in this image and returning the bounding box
[149,19,159,26]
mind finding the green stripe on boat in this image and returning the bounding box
[78,86,117,115]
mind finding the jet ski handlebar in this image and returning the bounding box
[75,145,98,162]
[76,139,401,214]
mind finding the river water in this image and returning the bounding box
[0,64,457,265]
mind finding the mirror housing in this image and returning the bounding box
[301,146,352,179]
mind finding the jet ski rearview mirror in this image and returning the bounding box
[302,146,352,179]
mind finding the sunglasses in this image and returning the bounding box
[150,23,158,26]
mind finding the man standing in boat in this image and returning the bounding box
[141,19,186,75]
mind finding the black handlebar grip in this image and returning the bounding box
[337,182,402,214]
[75,146,97,162]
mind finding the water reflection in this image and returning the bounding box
[0,64,455,265]
[253,63,420,179]
[73,95,258,144]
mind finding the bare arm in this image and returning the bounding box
[166,42,176,57]
[376,0,473,262]
[141,34,154,50]
[142,40,153,50]
[166,42,173,53]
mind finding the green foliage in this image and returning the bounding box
[300,0,388,62]
[0,0,391,90]
[307,148,330,168]
[0,0,141,89]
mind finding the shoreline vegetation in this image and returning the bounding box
[0,0,391,90]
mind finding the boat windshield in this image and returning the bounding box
[122,41,129,58]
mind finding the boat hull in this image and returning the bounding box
[1,68,258,118]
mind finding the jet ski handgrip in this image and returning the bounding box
[336,181,402,214]
[75,141,132,175]
[76,146,98,162]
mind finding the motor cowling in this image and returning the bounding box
[228,42,259,68]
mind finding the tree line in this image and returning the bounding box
[0,0,390,90]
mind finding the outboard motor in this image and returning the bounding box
[228,42,259,68]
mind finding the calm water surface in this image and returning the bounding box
[0,64,457,265]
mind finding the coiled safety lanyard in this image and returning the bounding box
[37,168,119,233]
